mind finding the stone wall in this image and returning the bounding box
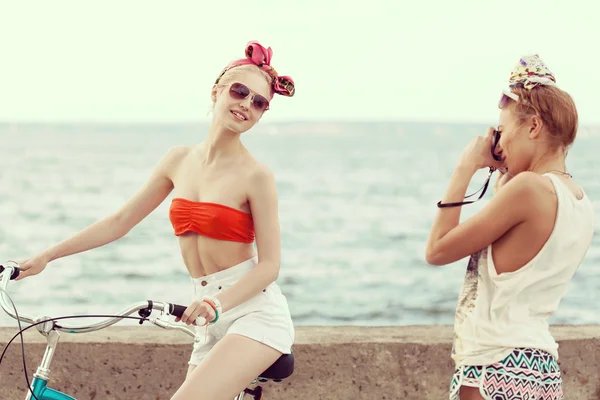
[1,325,599,399]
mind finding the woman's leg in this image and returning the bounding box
[459,386,485,400]
[185,365,196,379]
[171,333,282,400]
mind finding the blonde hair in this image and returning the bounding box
[504,86,578,149]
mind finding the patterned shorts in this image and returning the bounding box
[449,348,563,400]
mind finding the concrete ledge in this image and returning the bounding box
[1,325,599,399]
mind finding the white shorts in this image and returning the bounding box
[188,257,295,366]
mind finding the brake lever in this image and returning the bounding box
[149,313,197,339]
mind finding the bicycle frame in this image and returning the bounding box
[28,376,75,400]
[25,330,74,400]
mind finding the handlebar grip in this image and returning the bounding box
[10,267,20,280]
[169,304,187,318]
[169,303,207,326]
[0,263,20,280]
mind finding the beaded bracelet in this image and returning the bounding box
[202,296,222,324]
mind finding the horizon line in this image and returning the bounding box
[0,119,598,128]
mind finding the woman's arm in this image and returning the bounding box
[215,164,281,313]
[494,169,513,194]
[425,130,535,266]
[425,171,537,266]
[16,146,184,279]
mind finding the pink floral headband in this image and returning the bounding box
[215,41,295,97]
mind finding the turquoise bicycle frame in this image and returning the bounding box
[23,330,75,400]
[28,378,75,400]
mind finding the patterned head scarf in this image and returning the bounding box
[499,54,556,107]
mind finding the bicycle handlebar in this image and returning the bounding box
[0,261,205,337]
[0,261,36,325]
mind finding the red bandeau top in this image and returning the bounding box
[168,198,255,243]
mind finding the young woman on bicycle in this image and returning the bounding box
[14,40,296,400]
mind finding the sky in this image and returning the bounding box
[0,0,598,125]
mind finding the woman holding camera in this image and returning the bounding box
[426,55,594,400]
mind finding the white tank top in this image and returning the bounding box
[452,173,595,367]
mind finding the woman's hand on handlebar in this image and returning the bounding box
[14,253,50,281]
[175,300,214,326]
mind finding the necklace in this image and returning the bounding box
[543,169,573,179]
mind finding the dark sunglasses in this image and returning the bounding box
[437,130,503,208]
[229,82,270,112]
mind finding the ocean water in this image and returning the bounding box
[0,121,599,328]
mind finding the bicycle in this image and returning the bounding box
[0,261,295,400]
